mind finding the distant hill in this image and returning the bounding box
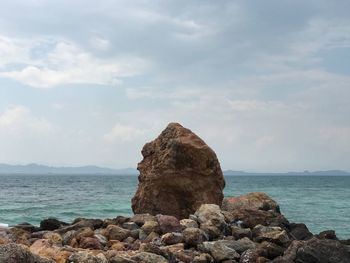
[0,164,348,176]
[0,163,138,175]
[223,169,350,176]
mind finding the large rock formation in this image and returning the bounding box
[131,123,225,219]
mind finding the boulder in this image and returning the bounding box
[40,218,68,231]
[0,243,54,263]
[222,192,280,213]
[103,225,130,241]
[132,123,225,219]
[288,223,313,240]
[183,227,208,247]
[161,232,183,245]
[180,219,199,229]
[253,225,290,245]
[195,204,227,239]
[29,239,72,263]
[272,237,350,263]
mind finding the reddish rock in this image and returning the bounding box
[222,192,280,213]
[156,215,183,234]
[131,123,225,219]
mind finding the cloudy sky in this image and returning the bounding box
[0,0,349,171]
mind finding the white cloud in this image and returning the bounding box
[0,38,150,88]
[0,105,52,133]
[104,123,147,143]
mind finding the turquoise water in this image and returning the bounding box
[0,175,349,239]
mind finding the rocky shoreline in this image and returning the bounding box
[0,192,349,263]
[1,123,349,262]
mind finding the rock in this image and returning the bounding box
[180,219,199,228]
[57,218,103,234]
[103,225,130,241]
[228,209,289,229]
[202,241,240,262]
[288,223,313,240]
[182,227,208,247]
[220,237,257,254]
[132,123,225,219]
[110,256,136,263]
[239,249,261,263]
[42,232,62,246]
[141,220,160,235]
[317,230,337,240]
[69,251,108,263]
[0,243,54,263]
[30,239,72,263]
[94,233,108,246]
[40,218,68,231]
[109,240,127,251]
[222,192,280,213]
[258,241,285,260]
[253,225,290,245]
[122,222,139,230]
[193,253,215,263]
[131,252,168,263]
[62,230,77,246]
[161,232,183,245]
[79,236,103,250]
[231,226,252,240]
[272,237,350,263]
[13,223,39,233]
[144,231,160,243]
[9,227,31,245]
[129,214,156,226]
[195,204,227,239]
[156,215,183,234]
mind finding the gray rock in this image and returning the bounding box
[203,241,240,262]
[0,243,54,263]
[161,232,183,245]
[183,227,208,247]
[69,251,108,263]
[104,225,130,241]
[131,252,168,263]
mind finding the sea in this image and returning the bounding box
[0,175,349,239]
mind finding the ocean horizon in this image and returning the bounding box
[0,174,349,239]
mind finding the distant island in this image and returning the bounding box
[0,163,349,176]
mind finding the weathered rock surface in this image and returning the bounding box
[272,237,350,263]
[0,243,54,263]
[222,192,281,213]
[131,122,225,219]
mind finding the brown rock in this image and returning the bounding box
[222,192,280,213]
[156,215,183,234]
[80,236,103,250]
[103,225,130,241]
[131,123,225,219]
[0,243,54,263]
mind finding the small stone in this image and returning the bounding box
[104,225,130,241]
[183,227,208,247]
[141,220,160,235]
[180,219,199,228]
[156,215,183,234]
[161,232,183,245]
[122,222,139,230]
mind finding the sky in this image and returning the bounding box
[0,0,349,172]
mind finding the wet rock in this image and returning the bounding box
[40,218,68,231]
[317,229,337,240]
[0,243,54,263]
[253,225,290,245]
[69,251,108,263]
[222,192,280,213]
[13,223,39,233]
[182,227,208,247]
[132,123,225,219]
[103,225,130,241]
[161,232,183,245]
[272,237,350,263]
[180,219,199,228]
[202,241,240,262]
[157,215,183,234]
[288,223,313,240]
[131,251,168,263]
